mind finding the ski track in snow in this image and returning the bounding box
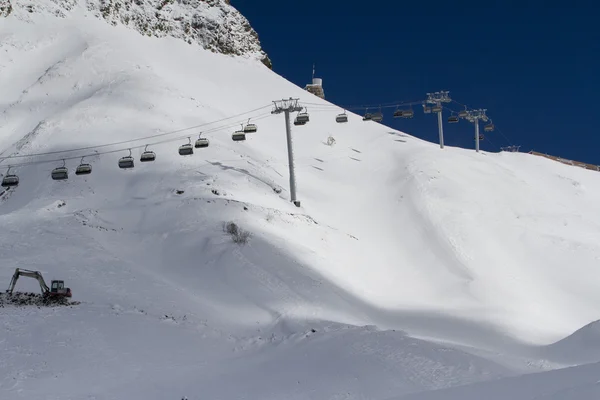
[2,4,600,400]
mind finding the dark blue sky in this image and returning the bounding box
[232,0,599,164]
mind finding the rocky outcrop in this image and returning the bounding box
[0,0,12,16]
[4,0,271,66]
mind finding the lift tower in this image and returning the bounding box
[272,98,303,207]
[424,91,452,149]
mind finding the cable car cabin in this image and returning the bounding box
[232,131,246,141]
[244,124,258,133]
[484,124,495,132]
[431,106,442,113]
[294,118,306,126]
[75,163,92,175]
[1,174,19,188]
[118,156,135,169]
[458,110,468,118]
[51,167,68,181]
[178,144,194,156]
[401,110,414,118]
[140,151,156,162]
[448,115,459,123]
[336,113,348,123]
[195,138,209,148]
[371,112,383,122]
[362,113,373,121]
[296,113,310,124]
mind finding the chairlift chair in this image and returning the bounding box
[336,111,348,123]
[140,145,156,162]
[178,138,194,156]
[371,112,383,123]
[362,113,373,121]
[475,134,484,141]
[296,110,310,124]
[393,109,403,118]
[119,149,135,169]
[423,105,432,114]
[448,115,459,123]
[294,117,306,126]
[431,105,442,113]
[232,130,246,141]
[1,168,19,188]
[458,109,468,118]
[51,160,69,181]
[195,134,210,148]
[401,109,414,118]
[75,158,92,176]
[243,119,258,133]
[484,121,495,132]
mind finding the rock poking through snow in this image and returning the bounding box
[5,0,272,67]
[0,292,80,307]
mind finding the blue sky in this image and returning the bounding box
[232,0,599,164]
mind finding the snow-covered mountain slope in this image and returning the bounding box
[394,361,600,400]
[2,5,600,400]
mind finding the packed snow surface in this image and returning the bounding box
[2,5,600,400]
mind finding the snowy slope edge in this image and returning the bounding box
[2,0,272,68]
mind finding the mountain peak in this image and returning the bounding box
[2,0,272,68]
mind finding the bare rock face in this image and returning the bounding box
[0,0,12,17]
[4,0,272,67]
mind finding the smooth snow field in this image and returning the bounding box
[2,5,600,400]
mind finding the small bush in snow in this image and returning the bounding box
[223,221,251,245]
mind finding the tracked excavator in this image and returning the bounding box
[6,268,72,298]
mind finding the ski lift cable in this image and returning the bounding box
[493,125,514,146]
[299,98,424,110]
[1,134,200,169]
[0,113,276,170]
[0,104,274,162]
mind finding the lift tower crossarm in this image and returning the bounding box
[7,268,50,295]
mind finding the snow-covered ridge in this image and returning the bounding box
[2,0,272,67]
